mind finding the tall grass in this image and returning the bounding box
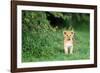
[22,11,90,62]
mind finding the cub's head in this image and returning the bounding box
[63,31,74,41]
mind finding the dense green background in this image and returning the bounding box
[22,10,90,62]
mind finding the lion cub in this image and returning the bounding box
[63,30,74,54]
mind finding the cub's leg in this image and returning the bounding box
[64,47,68,54]
[70,46,73,54]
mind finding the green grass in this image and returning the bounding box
[22,11,90,62]
[22,27,90,62]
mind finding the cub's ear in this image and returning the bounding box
[63,31,66,35]
[71,31,74,34]
[71,31,75,35]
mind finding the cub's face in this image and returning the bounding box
[64,31,74,41]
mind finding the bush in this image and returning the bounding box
[22,10,90,62]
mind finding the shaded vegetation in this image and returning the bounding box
[22,10,90,62]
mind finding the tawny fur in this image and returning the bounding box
[63,31,74,54]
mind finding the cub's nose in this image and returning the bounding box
[67,38,70,41]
